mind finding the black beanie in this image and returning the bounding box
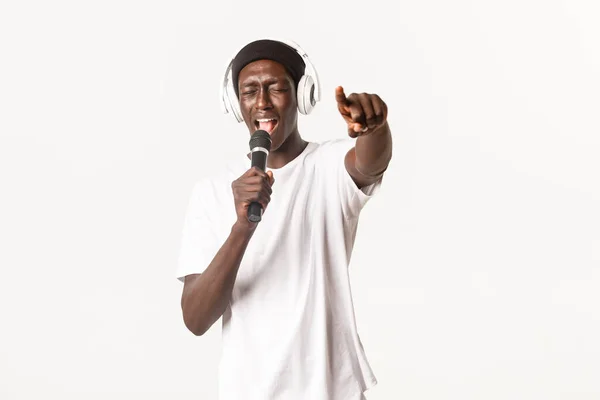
[231,39,306,98]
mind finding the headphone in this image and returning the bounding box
[220,38,322,123]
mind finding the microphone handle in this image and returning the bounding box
[248,148,268,223]
[248,202,263,223]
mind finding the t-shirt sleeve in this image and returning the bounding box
[325,138,384,220]
[175,180,221,282]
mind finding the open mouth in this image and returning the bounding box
[254,118,278,134]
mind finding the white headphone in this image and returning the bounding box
[220,39,321,123]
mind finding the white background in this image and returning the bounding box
[1,0,599,399]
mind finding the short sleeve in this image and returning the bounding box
[175,180,222,282]
[322,138,383,220]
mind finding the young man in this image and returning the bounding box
[176,39,392,400]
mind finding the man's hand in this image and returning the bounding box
[335,86,388,138]
[231,167,275,229]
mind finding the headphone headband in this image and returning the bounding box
[269,39,321,102]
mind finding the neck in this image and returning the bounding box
[267,130,308,169]
[246,129,308,169]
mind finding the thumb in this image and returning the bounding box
[266,170,275,185]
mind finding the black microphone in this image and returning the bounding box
[247,130,272,223]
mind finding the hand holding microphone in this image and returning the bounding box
[231,130,274,228]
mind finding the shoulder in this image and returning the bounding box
[311,137,355,161]
[188,158,246,204]
[314,137,355,151]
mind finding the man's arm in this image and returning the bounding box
[180,167,274,336]
[335,86,392,189]
[181,222,255,336]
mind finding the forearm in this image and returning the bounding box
[181,222,255,336]
[354,121,393,177]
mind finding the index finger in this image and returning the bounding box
[335,86,348,106]
[244,166,269,178]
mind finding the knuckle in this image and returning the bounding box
[351,104,363,112]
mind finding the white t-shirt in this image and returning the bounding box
[176,137,383,400]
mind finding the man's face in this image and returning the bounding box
[237,60,298,151]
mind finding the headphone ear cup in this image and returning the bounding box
[225,81,244,123]
[297,75,315,115]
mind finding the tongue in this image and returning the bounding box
[259,120,277,133]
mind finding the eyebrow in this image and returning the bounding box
[240,77,287,88]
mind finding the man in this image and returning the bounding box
[176,39,392,400]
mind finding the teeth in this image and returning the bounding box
[257,118,276,122]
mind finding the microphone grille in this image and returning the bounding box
[249,130,272,151]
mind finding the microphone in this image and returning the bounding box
[247,130,272,223]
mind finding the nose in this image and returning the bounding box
[255,87,273,110]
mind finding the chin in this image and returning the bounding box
[270,129,292,152]
[268,137,282,153]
